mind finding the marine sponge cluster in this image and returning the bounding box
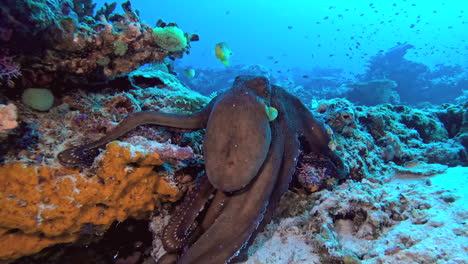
[0,141,180,262]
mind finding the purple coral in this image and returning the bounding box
[0,55,21,87]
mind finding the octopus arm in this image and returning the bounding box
[162,174,216,253]
[57,103,213,167]
[280,88,347,177]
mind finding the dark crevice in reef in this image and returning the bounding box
[12,218,153,264]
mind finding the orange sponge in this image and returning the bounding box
[0,141,181,262]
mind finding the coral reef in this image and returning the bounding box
[0,0,198,93]
[0,3,466,260]
[0,61,466,263]
[311,98,466,180]
[343,79,400,106]
[363,44,467,105]
[0,66,209,262]
[240,166,468,264]
[0,141,181,262]
[178,64,276,96]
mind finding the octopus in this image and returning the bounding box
[58,75,346,264]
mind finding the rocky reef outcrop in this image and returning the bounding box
[0,0,198,95]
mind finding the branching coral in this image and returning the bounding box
[0,55,21,87]
[0,141,180,262]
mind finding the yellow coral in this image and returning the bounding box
[0,141,181,262]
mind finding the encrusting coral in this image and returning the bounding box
[0,141,180,262]
[0,0,198,92]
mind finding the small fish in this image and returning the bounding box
[302,75,309,78]
[287,26,293,29]
[328,140,336,151]
[264,105,278,121]
[215,42,232,66]
[183,68,196,78]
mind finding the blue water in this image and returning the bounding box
[95,0,467,75]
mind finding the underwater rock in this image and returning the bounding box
[124,68,210,114]
[343,79,400,106]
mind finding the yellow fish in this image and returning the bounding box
[264,105,278,121]
[183,68,196,78]
[215,42,232,66]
